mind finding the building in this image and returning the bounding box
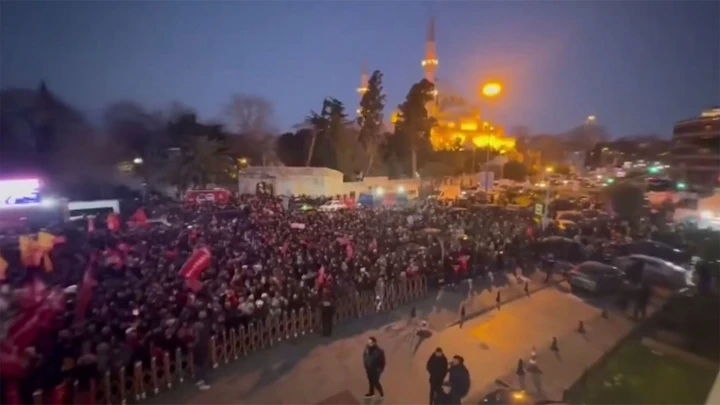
[373,17,516,153]
[671,108,720,186]
[585,136,671,170]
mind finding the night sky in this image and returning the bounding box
[2,1,718,136]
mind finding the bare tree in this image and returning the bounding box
[225,94,275,136]
[225,94,276,165]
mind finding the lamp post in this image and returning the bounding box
[480,82,502,193]
[542,166,553,227]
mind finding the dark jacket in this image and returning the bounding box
[363,346,386,375]
[426,353,448,382]
[447,364,470,399]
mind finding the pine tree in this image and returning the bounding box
[395,79,436,176]
[358,70,386,176]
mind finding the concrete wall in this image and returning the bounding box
[342,177,421,197]
[237,167,344,197]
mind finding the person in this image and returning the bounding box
[426,347,448,404]
[446,355,470,405]
[363,336,385,398]
[192,310,212,390]
[633,282,651,320]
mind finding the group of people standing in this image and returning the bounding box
[362,338,469,405]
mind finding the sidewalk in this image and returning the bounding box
[159,286,626,404]
[469,297,667,403]
[422,271,564,329]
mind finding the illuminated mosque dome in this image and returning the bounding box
[380,17,516,153]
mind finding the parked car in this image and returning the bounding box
[567,261,625,294]
[614,254,694,288]
[318,200,347,212]
[616,240,690,265]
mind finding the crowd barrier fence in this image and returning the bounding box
[15,276,427,405]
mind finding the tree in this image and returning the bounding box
[394,79,435,176]
[357,70,386,175]
[605,183,646,224]
[104,101,166,163]
[173,136,234,189]
[225,94,276,165]
[276,130,311,166]
[103,101,169,186]
[502,161,528,181]
[225,94,275,136]
[302,97,349,170]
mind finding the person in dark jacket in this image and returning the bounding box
[426,347,448,404]
[447,355,470,405]
[363,337,385,398]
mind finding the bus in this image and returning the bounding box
[67,200,120,220]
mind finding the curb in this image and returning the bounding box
[445,276,563,329]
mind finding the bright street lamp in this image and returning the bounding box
[478,82,503,189]
[481,82,502,98]
[133,157,143,165]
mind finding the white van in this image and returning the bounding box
[68,200,120,220]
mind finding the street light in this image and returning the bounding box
[542,166,553,228]
[479,81,503,190]
[481,82,502,98]
[133,157,143,165]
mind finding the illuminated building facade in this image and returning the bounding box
[383,17,516,153]
[671,107,720,185]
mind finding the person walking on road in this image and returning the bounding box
[363,336,386,398]
[447,355,470,405]
[192,310,212,390]
[426,347,448,404]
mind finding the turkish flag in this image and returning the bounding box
[131,208,149,227]
[180,248,212,280]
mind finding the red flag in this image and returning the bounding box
[14,278,47,311]
[185,277,204,293]
[316,266,327,288]
[131,208,149,227]
[107,214,121,232]
[75,257,98,322]
[459,255,469,274]
[180,248,211,280]
[3,380,22,405]
[0,348,27,379]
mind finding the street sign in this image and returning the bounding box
[534,203,544,216]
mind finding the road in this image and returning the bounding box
[149,277,641,405]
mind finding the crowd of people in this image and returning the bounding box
[0,190,698,403]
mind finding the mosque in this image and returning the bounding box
[356,17,517,154]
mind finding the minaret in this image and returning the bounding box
[357,63,368,115]
[421,16,438,85]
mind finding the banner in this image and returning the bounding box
[180,248,212,280]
